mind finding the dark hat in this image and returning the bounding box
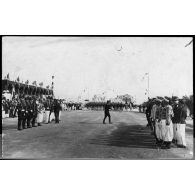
[155,98,162,103]
[164,96,171,101]
[172,96,179,101]
[163,97,169,103]
[179,99,185,104]
[156,96,164,101]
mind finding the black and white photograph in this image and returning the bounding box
[1,36,193,159]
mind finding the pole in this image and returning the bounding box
[52,75,54,98]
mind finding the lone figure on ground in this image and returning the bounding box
[103,100,112,124]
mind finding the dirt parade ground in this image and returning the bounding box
[1,111,194,159]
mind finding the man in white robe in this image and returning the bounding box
[160,98,173,149]
[152,98,162,145]
[177,99,187,148]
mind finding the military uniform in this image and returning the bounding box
[43,99,50,123]
[172,100,180,143]
[155,101,162,143]
[31,99,38,127]
[37,101,44,126]
[150,99,157,137]
[103,101,112,124]
[17,99,26,130]
[54,100,61,123]
[49,99,55,122]
[26,98,33,128]
[21,98,28,129]
[160,98,174,148]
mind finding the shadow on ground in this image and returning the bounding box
[89,122,157,149]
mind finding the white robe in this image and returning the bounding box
[161,119,173,142]
[2,110,5,119]
[155,121,162,140]
[49,112,55,122]
[176,124,186,146]
[43,110,50,123]
[37,111,43,123]
[59,110,61,120]
[173,123,179,140]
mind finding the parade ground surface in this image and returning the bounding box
[2,111,194,159]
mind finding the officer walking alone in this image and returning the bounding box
[103,100,112,124]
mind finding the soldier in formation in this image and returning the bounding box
[103,100,112,124]
[4,95,62,131]
[148,96,188,149]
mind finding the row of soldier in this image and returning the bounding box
[13,96,62,130]
[2,97,82,119]
[146,96,188,149]
[85,102,132,111]
[2,98,18,118]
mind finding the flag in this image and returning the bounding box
[16,76,20,82]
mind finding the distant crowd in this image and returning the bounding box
[85,102,133,111]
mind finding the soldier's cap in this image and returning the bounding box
[179,99,185,104]
[163,97,169,103]
[164,96,171,101]
[155,98,162,103]
[156,96,164,100]
[172,96,179,101]
[151,98,157,102]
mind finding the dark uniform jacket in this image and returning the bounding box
[172,104,180,123]
[180,105,187,124]
[54,102,61,112]
[104,104,111,114]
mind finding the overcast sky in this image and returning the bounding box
[2,36,193,103]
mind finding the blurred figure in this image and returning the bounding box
[31,97,38,127]
[103,100,112,124]
[177,99,187,148]
[172,96,180,144]
[37,99,44,126]
[54,99,61,123]
[43,98,50,124]
[160,98,174,149]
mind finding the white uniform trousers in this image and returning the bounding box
[173,123,179,140]
[37,111,43,123]
[176,124,186,146]
[155,121,162,140]
[164,122,173,142]
[43,110,50,123]
[161,120,173,142]
[160,120,166,141]
[49,112,55,122]
[59,111,61,120]
[2,111,5,119]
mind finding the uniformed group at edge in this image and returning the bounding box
[144,96,188,149]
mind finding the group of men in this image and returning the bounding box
[146,96,188,149]
[2,98,18,118]
[2,95,63,130]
